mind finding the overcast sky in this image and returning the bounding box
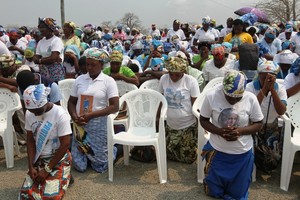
[1,0,260,29]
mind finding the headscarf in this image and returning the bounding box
[202,16,211,24]
[23,84,51,109]
[38,17,57,31]
[15,65,31,76]
[239,13,258,26]
[290,57,300,75]
[74,28,83,38]
[110,50,123,63]
[273,50,298,65]
[65,45,80,59]
[63,21,76,30]
[83,24,93,34]
[151,39,163,51]
[165,56,188,73]
[24,47,35,59]
[265,27,276,39]
[223,70,247,98]
[257,60,280,74]
[222,42,232,54]
[132,41,143,50]
[0,54,15,69]
[85,47,109,63]
[211,44,225,55]
[282,40,295,50]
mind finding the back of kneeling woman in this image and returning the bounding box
[200,70,263,199]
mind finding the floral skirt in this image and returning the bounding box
[19,151,72,200]
[40,63,65,82]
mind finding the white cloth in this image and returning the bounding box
[0,41,11,55]
[277,31,297,42]
[284,73,300,90]
[159,74,200,130]
[219,27,232,38]
[6,39,26,61]
[193,28,219,43]
[24,59,39,72]
[149,29,161,37]
[71,72,119,114]
[202,58,235,82]
[291,34,300,56]
[200,86,264,154]
[166,29,186,41]
[0,34,9,44]
[25,104,72,157]
[246,81,287,123]
[36,35,64,61]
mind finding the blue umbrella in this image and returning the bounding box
[234,7,270,24]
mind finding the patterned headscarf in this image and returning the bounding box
[264,27,276,39]
[85,47,109,63]
[257,59,280,74]
[0,54,15,69]
[165,56,188,73]
[222,42,233,54]
[24,47,35,59]
[63,21,76,30]
[202,16,211,24]
[282,40,295,50]
[23,84,51,109]
[223,70,247,98]
[290,57,300,76]
[273,50,298,65]
[110,50,123,63]
[38,17,57,31]
[211,44,225,55]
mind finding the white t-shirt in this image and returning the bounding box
[24,59,39,72]
[291,34,300,56]
[193,28,219,43]
[278,31,297,42]
[159,74,200,129]
[0,34,9,44]
[71,72,119,114]
[202,58,235,82]
[200,86,264,154]
[246,81,287,123]
[6,39,27,62]
[25,104,72,157]
[166,29,186,41]
[284,73,300,90]
[0,41,10,55]
[219,27,232,38]
[36,35,64,61]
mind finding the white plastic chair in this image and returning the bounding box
[280,91,300,191]
[202,77,223,93]
[0,88,21,168]
[114,81,138,131]
[193,87,256,183]
[139,79,160,92]
[58,78,75,112]
[107,89,168,183]
[192,88,213,183]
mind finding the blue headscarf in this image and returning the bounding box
[65,45,80,59]
[290,57,300,76]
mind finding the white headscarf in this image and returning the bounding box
[23,84,51,109]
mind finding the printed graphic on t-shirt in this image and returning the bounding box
[79,95,94,115]
[165,88,185,109]
[218,108,240,128]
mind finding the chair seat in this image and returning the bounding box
[113,129,159,145]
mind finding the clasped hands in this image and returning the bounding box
[219,127,240,141]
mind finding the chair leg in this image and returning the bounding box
[197,151,205,183]
[280,148,295,191]
[252,164,256,182]
[2,130,14,168]
[155,141,167,184]
[123,145,130,165]
[13,128,20,156]
[108,141,114,182]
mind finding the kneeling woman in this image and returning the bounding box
[200,70,263,199]
[159,56,200,164]
[19,84,72,199]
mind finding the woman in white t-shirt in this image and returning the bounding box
[200,70,263,199]
[284,57,300,97]
[68,48,119,173]
[159,56,200,164]
[19,84,72,199]
[33,18,65,82]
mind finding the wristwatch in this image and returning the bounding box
[44,164,52,173]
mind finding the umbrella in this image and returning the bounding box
[234,7,270,24]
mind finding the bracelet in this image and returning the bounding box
[44,164,52,173]
[260,89,265,97]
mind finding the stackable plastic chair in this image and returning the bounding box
[139,79,160,92]
[58,78,75,112]
[280,91,300,191]
[107,89,168,183]
[114,81,138,131]
[202,77,223,93]
[0,88,21,168]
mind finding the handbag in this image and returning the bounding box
[254,95,279,173]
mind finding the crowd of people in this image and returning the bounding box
[0,13,300,199]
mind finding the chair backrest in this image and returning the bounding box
[139,79,160,92]
[286,91,300,130]
[116,80,138,96]
[119,89,167,132]
[202,77,223,93]
[192,88,215,119]
[58,78,75,111]
[0,88,21,124]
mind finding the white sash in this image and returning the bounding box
[34,119,55,163]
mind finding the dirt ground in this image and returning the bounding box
[0,145,299,200]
